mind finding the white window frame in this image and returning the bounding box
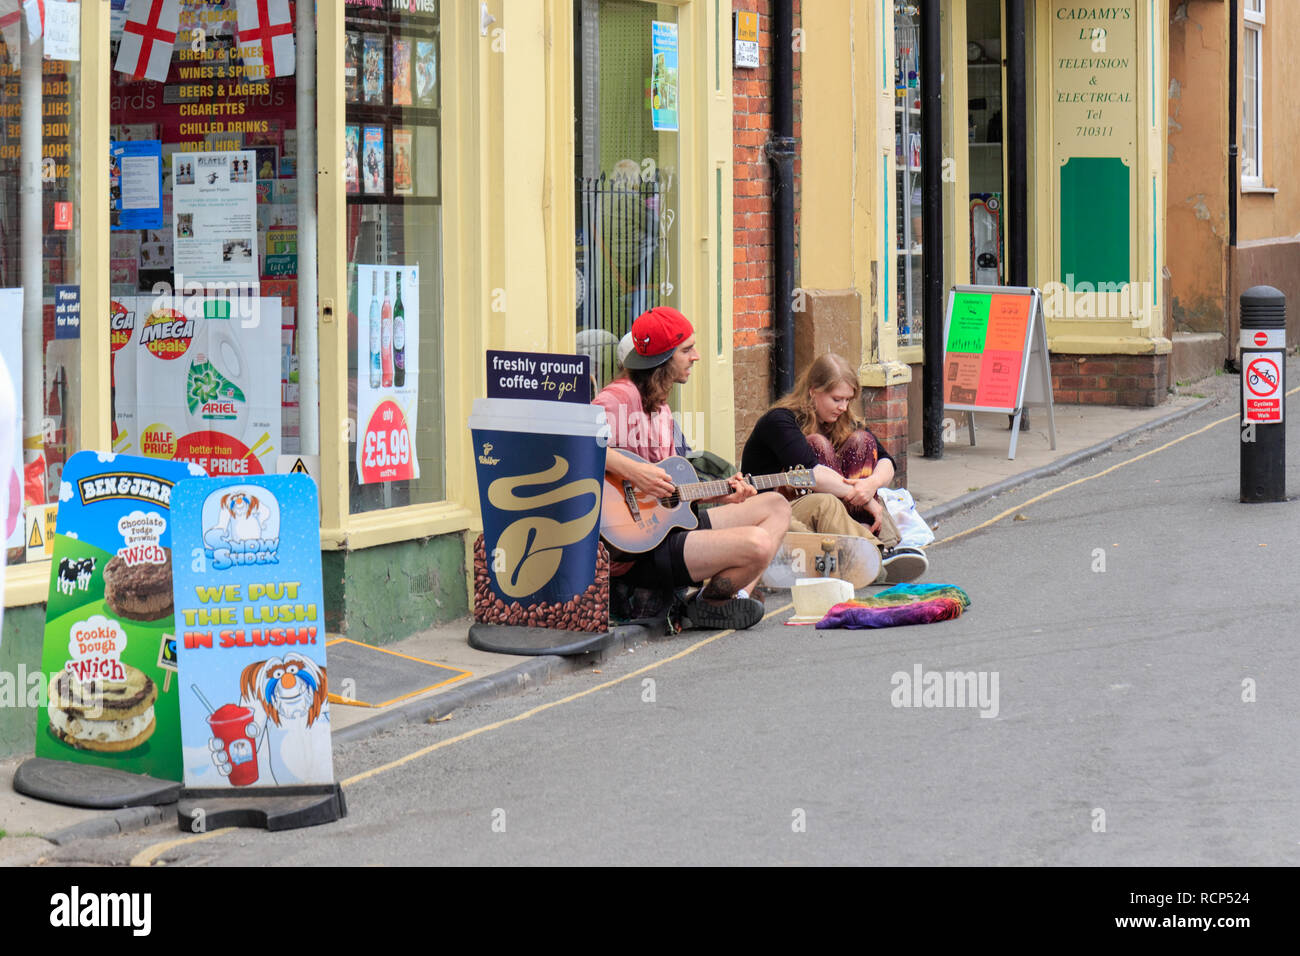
[1242,3,1264,189]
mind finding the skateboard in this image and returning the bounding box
[762,532,882,590]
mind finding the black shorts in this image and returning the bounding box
[614,509,712,589]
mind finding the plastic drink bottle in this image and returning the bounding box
[381,270,394,388]
[186,303,250,441]
[393,270,406,388]
[368,270,381,388]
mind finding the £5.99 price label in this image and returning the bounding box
[360,400,415,483]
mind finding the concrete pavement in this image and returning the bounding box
[0,362,1268,863]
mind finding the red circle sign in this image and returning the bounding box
[1246,357,1280,397]
[361,400,415,483]
[1253,331,1268,346]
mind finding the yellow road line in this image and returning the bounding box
[129,827,237,868]
[340,601,794,788]
[128,602,795,862]
[933,383,1300,549]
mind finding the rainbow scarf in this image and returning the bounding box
[812,583,970,630]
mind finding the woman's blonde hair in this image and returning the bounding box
[772,352,864,448]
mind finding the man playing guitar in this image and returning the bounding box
[596,307,790,630]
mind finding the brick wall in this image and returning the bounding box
[732,0,801,462]
[1049,353,1170,406]
[861,384,909,489]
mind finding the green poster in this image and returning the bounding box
[946,293,990,353]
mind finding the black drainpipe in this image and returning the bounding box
[1006,0,1028,286]
[1228,0,1238,250]
[921,0,944,457]
[1226,0,1238,370]
[768,0,797,397]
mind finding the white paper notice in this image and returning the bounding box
[172,150,259,287]
[43,1,81,63]
[121,155,161,210]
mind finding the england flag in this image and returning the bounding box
[114,0,180,83]
[236,0,295,80]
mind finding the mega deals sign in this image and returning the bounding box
[170,474,333,788]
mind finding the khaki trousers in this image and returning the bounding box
[787,492,902,549]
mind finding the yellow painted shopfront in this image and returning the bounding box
[0,0,739,758]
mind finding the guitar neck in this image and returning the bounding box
[673,473,795,501]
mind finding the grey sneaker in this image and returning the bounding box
[683,594,765,630]
[881,546,928,584]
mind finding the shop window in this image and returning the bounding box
[344,0,444,514]
[1242,2,1263,186]
[574,0,681,389]
[966,0,1004,287]
[107,0,316,485]
[1,6,82,567]
[893,4,922,346]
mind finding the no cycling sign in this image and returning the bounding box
[1243,352,1283,424]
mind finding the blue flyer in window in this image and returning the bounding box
[110,140,164,232]
[650,21,679,132]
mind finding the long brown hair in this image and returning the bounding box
[628,362,677,412]
[771,352,864,448]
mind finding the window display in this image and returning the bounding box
[344,0,444,514]
[894,4,922,347]
[1,5,83,567]
[573,0,681,389]
[107,0,310,483]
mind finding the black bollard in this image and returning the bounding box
[1239,285,1286,503]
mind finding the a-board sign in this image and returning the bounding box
[36,452,205,781]
[943,287,1039,412]
[171,474,333,788]
[942,285,1056,460]
[486,350,593,404]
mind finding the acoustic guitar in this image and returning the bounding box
[600,451,814,554]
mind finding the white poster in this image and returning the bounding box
[122,296,282,476]
[355,264,420,484]
[172,150,259,287]
[43,0,81,62]
[0,289,23,551]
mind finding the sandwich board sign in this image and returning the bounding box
[169,473,345,829]
[27,452,203,795]
[942,285,1057,459]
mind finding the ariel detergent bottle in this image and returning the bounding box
[186,302,250,442]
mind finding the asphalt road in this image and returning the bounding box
[41,382,1300,866]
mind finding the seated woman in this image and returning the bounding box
[741,352,928,584]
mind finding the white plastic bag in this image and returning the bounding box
[878,487,935,548]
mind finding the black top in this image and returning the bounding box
[740,408,893,477]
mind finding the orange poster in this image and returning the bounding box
[985,294,1030,351]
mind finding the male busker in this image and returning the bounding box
[595,307,790,630]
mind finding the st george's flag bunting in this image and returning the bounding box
[236,0,295,79]
[114,0,181,83]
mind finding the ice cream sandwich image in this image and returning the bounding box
[47,665,158,753]
[102,548,173,622]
